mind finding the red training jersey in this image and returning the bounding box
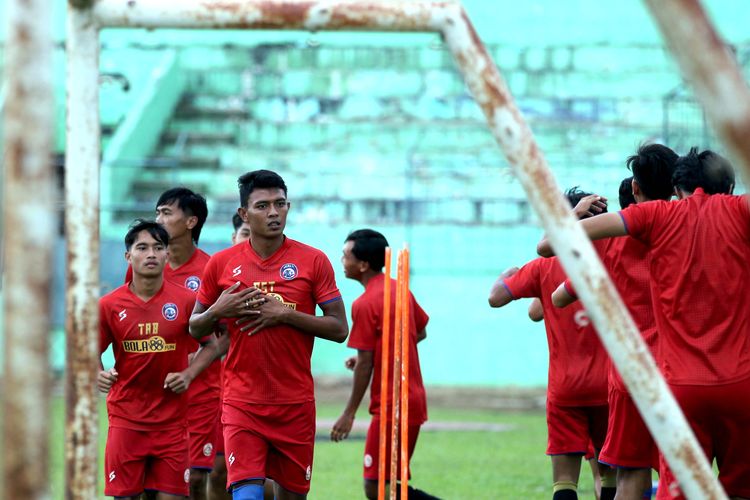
[347,273,429,425]
[564,236,657,392]
[620,189,750,385]
[100,280,199,430]
[125,248,221,403]
[503,256,608,406]
[197,236,342,404]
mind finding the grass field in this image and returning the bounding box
[48,395,603,499]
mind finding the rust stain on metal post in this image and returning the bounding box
[643,0,750,175]
[65,5,101,499]
[2,0,55,498]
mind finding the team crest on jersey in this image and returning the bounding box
[185,276,201,292]
[364,454,373,468]
[203,443,213,456]
[280,263,298,280]
[162,303,178,321]
[305,465,312,481]
[184,468,190,483]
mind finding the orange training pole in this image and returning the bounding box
[378,247,392,500]
[400,247,411,499]
[389,250,404,500]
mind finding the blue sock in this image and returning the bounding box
[232,482,265,500]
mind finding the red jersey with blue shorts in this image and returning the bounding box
[347,273,429,479]
[197,236,342,493]
[126,248,221,469]
[621,190,750,498]
[100,281,197,497]
[503,256,609,455]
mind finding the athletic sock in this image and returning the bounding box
[552,481,578,500]
[600,487,616,500]
[232,482,264,500]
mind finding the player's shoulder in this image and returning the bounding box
[194,247,212,264]
[206,242,245,266]
[162,279,198,304]
[285,237,327,258]
[100,284,130,306]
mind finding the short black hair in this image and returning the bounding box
[232,213,243,231]
[125,219,169,251]
[238,170,288,208]
[673,147,735,195]
[564,186,607,220]
[618,176,636,209]
[156,187,208,244]
[345,229,389,272]
[626,143,678,201]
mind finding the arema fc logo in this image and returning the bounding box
[185,276,201,292]
[162,303,178,321]
[280,263,298,280]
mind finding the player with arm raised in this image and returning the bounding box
[189,170,348,500]
[98,220,220,500]
[489,188,614,500]
[540,148,750,499]
[552,144,678,500]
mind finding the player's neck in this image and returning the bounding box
[167,237,196,269]
[129,274,163,301]
[359,270,381,288]
[249,234,284,259]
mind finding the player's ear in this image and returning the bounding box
[125,251,131,263]
[185,215,198,230]
[631,178,641,197]
[237,207,248,222]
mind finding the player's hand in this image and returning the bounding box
[238,292,290,335]
[330,412,355,442]
[97,368,118,393]
[211,281,266,319]
[164,371,192,394]
[572,194,607,219]
[344,356,357,370]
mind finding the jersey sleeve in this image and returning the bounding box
[502,259,543,299]
[99,300,114,354]
[411,295,429,332]
[347,299,378,351]
[312,253,341,305]
[196,255,221,307]
[619,200,665,244]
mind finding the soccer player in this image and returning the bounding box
[330,229,439,500]
[98,220,220,499]
[231,213,252,245]
[489,188,614,500]
[126,187,221,500]
[538,148,749,499]
[189,169,348,500]
[551,144,678,499]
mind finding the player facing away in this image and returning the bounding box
[489,188,615,500]
[189,169,349,500]
[330,229,440,500]
[552,144,678,500]
[538,148,750,499]
[98,220,221,499]
[125,187,222,500]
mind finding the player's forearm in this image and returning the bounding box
[184,340,219,380]
[281,309,348,343]
[538,212,626,256]
[343,357,373,416]
[189,308,219,340]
